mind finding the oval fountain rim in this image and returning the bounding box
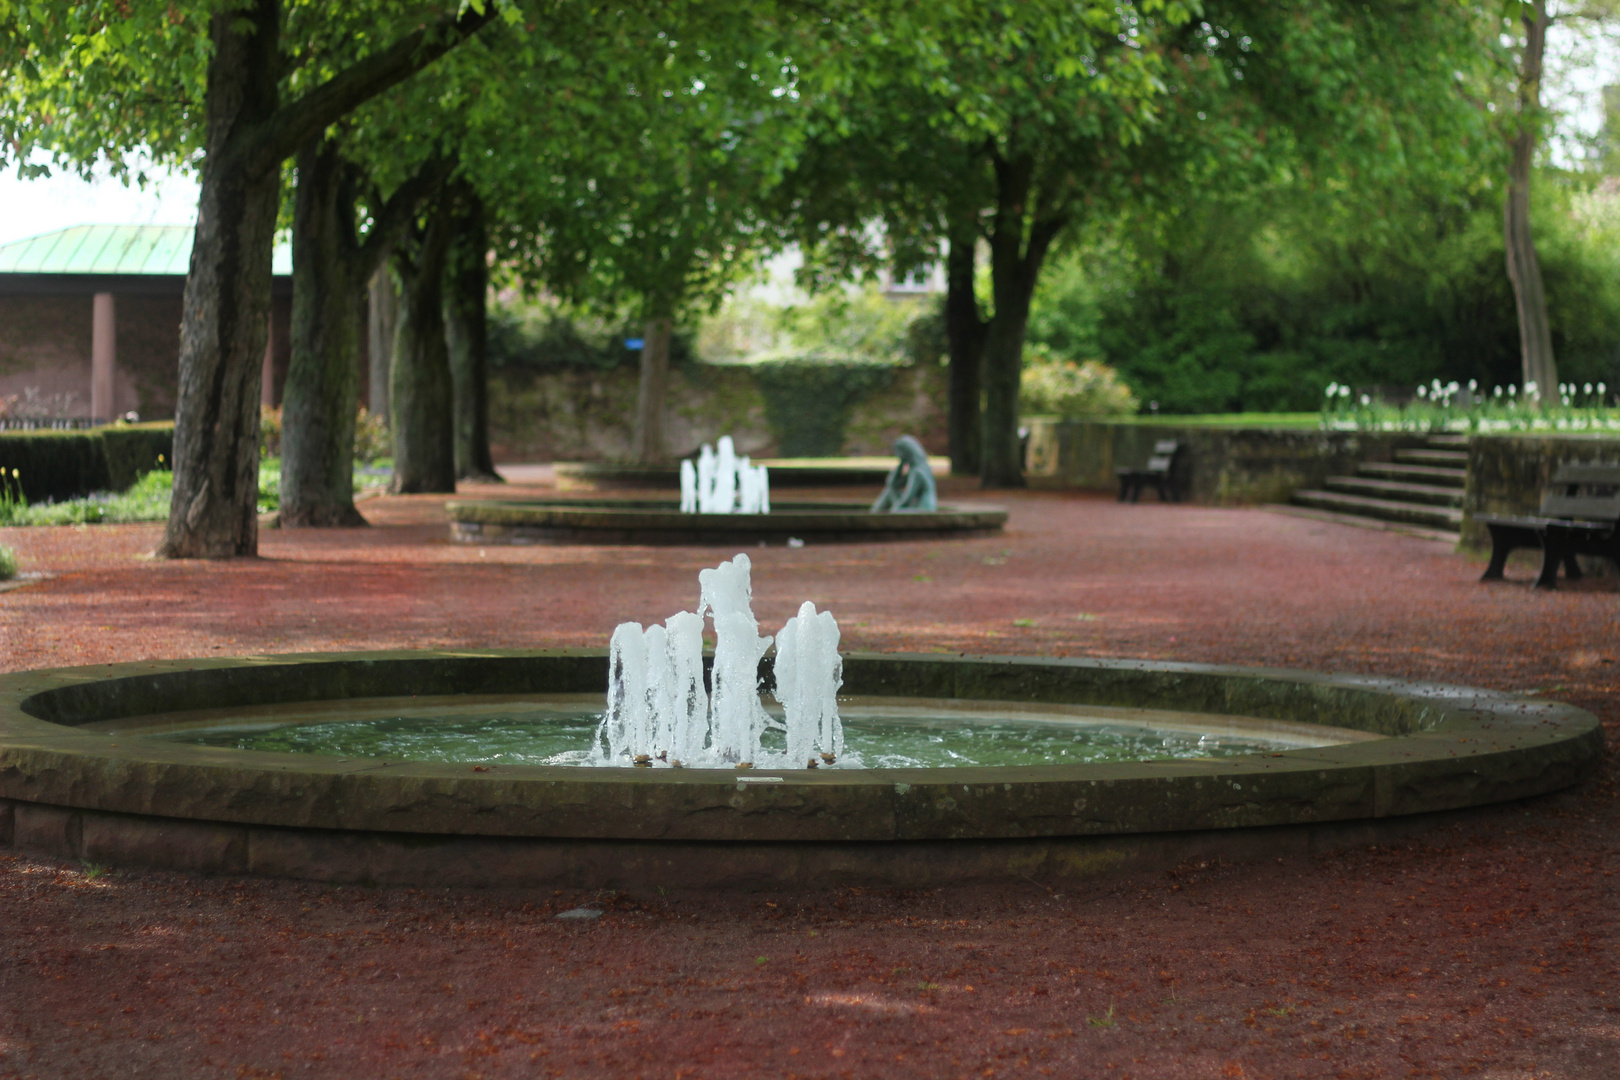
[0,650,1601,844]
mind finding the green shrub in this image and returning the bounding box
[0,423,172,503]
[489,300,695,373]
[259,406,282,458]
[753,359,896,457]
[1026,172,1620,414]
[1020,353,1139,417]
[354,407,389,464]
[0,545,15,580]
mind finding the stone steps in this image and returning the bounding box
[1286,435,1466,539]
[1289,489,1464,531]
[1395,447,1469,467]
[1322,476,1465,508]
[1356,462,1468,489]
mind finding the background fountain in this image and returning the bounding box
[680,437,770,515]
[448,435,1005,545]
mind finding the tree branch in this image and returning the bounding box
[358,155,453,272]
[243,4,496,175]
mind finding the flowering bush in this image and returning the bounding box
[1020,353,1139,417]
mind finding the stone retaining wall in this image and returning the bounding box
[1024,419,1427,505]
[490,362,947,463]
[1461,432,1620,549]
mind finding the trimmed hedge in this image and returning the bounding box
[0,423,174,503]
[753,359,896,457]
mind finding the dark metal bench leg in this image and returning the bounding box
[1481,531,1513,581]
[1563,552,1584,580]
[1535,542,1562,589]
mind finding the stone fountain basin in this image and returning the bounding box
[0,652,1600,888]
[444,499,1007,545]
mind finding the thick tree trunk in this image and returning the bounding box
[445,190,500,481]
[1505,0,1557,398]
[281,136,367,527]
[159,3,281,558]
[390,211,457,493]
[633,315,674,464]
[979,156,1063,489]
[157,0,494,557]
[979,298,1037,489]
[368,259,397,420]
[944,220,987,477]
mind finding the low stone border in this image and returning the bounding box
[0,652,1601,887]
[444,500,1008,545]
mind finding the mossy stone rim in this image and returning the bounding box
[0,651,1600,845]
[443,500,1008,545]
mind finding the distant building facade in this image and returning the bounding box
[0,225,294,421]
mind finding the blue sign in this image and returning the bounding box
[625,338,645,350]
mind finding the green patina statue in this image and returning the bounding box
[871,435,937,513]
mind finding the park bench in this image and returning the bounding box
[1116,440,1182,503]
[1478,462,1620,589]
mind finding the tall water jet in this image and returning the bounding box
[698,554,776,763]
[596,553,845,767]
[776,600,844,766]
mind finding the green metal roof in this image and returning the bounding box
[0,225,292,276]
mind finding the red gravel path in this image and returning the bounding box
[0,476,1616,1079]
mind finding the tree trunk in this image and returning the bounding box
[445,188,500,481]
[633,315,674,464]
[156,0,494,557]
[979,155,1064,488]
[1505,0,1557,398]
[368,258,397,421]
[944,218,987,477]
[281,135,367,527]
[159,2,282,558]
[390,211,457,493]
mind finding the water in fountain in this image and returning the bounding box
[595,554,846,768]
[681,436,769,514]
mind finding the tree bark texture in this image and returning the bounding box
[368,259,398,420]
[159,3,282,558]
[157,0,494,556]
[1505,0,1557,397]
[390,210,458,493]
[282,136,367,527]
[944,218,987,477]
[979,155,1063,489]
[633,315,674,464]
[444,189,500,481]
[283,143,446,524]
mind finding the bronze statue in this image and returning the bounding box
[871,435,937,512]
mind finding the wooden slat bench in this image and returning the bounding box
[1478,462,1620,589]
[1116,440,1182,503]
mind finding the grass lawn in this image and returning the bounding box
[0,459,390,526]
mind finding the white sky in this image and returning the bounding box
[0,158,200,247]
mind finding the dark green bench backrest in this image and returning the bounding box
[1540,462,1620,521]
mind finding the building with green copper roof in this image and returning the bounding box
[0,226,293,422]
[0,224,293,283]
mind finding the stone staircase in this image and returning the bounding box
[1285,435,1466,541]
